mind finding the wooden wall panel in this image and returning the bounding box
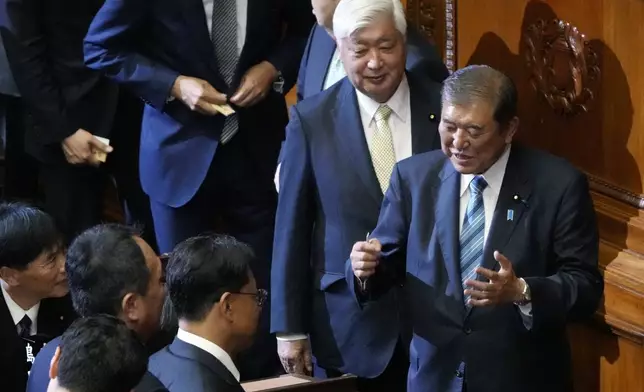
[400,0,644,391]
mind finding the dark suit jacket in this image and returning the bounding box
[296,24,449,102]
[0,295,75,392]
[271,74,442,377]
[149,338,244,392]
[28,335,169,392]
[0,0,118,163]
[347,146,603,392]
[83,0,314,208]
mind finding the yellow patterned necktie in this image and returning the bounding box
[369,105,397,193]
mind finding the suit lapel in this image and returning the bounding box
[309,26,337,95]
[434,161,465,309]
[480,148,532,272]
[408,73,440,154]
[333,80,383,207]
[178,0,220,77]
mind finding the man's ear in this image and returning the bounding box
[49,346,61,380]
[504,116,520,143]
[121,293,140,323]
[219,292,233,320]
[0,266,19,286]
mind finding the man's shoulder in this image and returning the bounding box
[26,336,61,392]
[134,371,169,392]
[514,145,584,182]
[397,150,448,180]
[291,79,351,119]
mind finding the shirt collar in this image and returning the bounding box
[355,75,410,126]
[177,328,240,382]
[460,145,512,197]
[1,280,40,327]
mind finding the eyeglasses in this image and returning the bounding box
[231,289,268,307]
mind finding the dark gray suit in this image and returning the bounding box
[348,145,604,392]
[149,338,244,392]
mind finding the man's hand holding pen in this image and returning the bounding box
[350,237,382,289]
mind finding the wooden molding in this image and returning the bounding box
[589,174,644,210]
[405,0,456,72]
[598,240,644,344]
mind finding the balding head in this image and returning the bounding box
[441,65,518,127]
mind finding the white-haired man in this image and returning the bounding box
[270,0,443,390]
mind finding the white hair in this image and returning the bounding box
[333,0,407,44]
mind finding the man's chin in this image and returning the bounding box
[48,283,70,298]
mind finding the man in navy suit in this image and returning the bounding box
[26,224,167,392]
[150,235,264,392]
[350,65,604,392]
[274,0,449,191]
[299,0,448,102]
[83,0,314,379]
[271,1,442,390]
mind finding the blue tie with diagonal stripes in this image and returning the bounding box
[211,0,239,144]
[460,175,488,305]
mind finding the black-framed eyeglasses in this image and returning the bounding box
[231,289,268,307]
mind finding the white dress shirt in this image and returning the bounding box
[458,146,532,321]
[322,49,346,90]
[177,328,240,381]
[202,0,247,55]
[1,281,39,335]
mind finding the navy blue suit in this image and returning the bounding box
[149,338,244,392]
[28,336,168,392]
[296,25,449,102]
[84,0,313,379]
[271,74,441,384]
[348,146,603,392]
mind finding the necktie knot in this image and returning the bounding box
[375,105,393,123]
[469,176,488,195]
[17,315,32,337]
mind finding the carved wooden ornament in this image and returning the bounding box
[524,19,600,116]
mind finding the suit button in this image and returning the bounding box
[455,370,464,378]
[464,327,472,335]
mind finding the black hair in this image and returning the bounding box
[167,234,254,321]
[57,315,147,392]
[65,224,150,316]
[0,202,62,270]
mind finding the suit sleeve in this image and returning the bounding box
[270,106,315,334]
[267,0,314,95]
[295,26,315,103]
[83,0,178,110]
[405,27,449,83]
[524,171,603,330]
[0,0,76,143]
[346,164,409,300]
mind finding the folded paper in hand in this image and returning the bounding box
[93,136,110,163]
[212,104,235,116]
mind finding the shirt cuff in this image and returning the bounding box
[516,302,533,330]
[276,333,308,341]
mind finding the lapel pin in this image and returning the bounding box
[507,209,514,221]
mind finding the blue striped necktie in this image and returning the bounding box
[211,0,239,144]
[460,175,488,305]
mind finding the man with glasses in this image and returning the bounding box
[150,234,265,392]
